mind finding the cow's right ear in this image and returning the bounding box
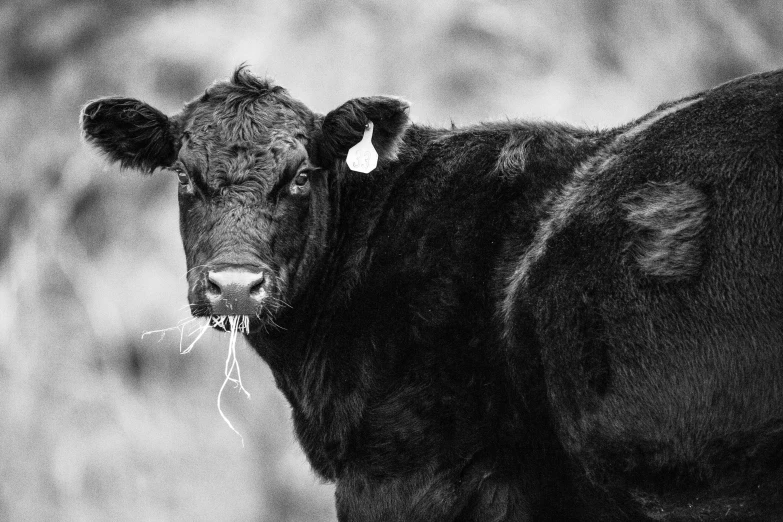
[80,97,180,173]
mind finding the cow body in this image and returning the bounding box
[242,120,609,520]
[505,70,783,520]
[82,69,783,520]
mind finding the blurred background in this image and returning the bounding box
[2,0,783,520]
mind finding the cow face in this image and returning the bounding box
[81,68,409,330]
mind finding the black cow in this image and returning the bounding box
[81,67,783,521]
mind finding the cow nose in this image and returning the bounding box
[206,270,266,315]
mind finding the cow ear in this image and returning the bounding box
[316,96,410,169]
[80,97,180,173]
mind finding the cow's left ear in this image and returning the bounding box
[315,96,410,169]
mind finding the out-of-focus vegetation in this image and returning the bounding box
[1,0,782,520]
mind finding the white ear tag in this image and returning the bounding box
[346,121,378,173]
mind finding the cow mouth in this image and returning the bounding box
[208,315,251,333]
[206,310,283,333]
[186,301,285,334]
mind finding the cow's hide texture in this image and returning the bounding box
[82,68,783,521]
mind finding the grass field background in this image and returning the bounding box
[2,1,782,520]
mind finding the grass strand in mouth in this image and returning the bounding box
[210,315,251,447]
[142,314,251,445]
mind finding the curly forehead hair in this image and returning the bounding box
[208,65,285,102]
[180,66,316,144]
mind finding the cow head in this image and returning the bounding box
[81,67,409,330]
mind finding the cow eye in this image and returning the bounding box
[172,167,190,186]
[288,168,312,196]
[293,172,309,187]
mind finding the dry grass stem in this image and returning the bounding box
[142,315,251,445]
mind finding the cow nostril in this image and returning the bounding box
[249,277,265,298]
[206,276,222,297]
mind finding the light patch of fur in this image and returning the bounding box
[502,97,703,332]
[143,315,251,445]
[381,117,411,163]
[615,98,701,144]
[494,132,532,175]
[622,182,707,278]
[502,155,598,332]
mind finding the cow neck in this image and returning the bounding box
[249,122,615,480]
[245,138,417,478]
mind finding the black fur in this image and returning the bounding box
[81,67,783,520]
[81,97,179,172]
[507,70,783,520]
[621,181,707,279]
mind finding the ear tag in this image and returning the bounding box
[346,121,378,173]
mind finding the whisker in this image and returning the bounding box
[182,264,210,279]
[270,296,292,306]
[266,315,287,331]
[264,295,293,310]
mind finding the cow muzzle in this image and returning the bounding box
[205,269,267,315]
